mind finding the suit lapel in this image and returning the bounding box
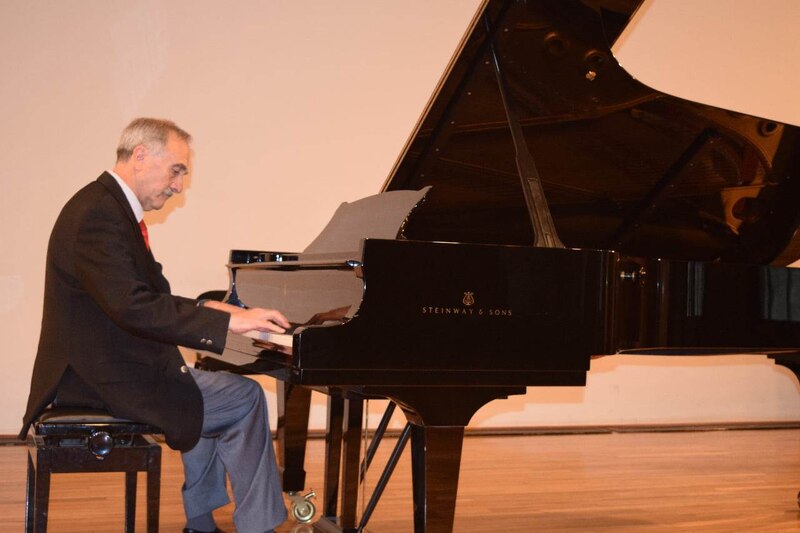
[96,173,171,293]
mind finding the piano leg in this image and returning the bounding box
[322,394,344,520]
[276,382,312,492]
[379,385,525,533]
[410,425,464,533]
[316,394,364,533]
[340,397,364,528]
[313,386,524,532]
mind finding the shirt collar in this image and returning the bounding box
[108,170,144,222]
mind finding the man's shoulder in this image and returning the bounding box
[55,175,128,227]
[62,174,107,201]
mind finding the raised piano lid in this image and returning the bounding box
[382,0,800,265]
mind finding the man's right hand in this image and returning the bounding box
[227,307,290,334]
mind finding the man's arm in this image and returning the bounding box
[201,300,289,334]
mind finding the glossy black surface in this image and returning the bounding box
[385,0,800,265]
[297,239,607,378]
[615,258,800,352]
[223,239,614,385]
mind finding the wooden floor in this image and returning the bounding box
[4,427,800,532]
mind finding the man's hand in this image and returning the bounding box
[304,306,351,326]
[227,307,290,334]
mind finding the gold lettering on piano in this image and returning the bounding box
[420,291,512,318]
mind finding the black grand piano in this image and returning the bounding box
[199,0,800,531]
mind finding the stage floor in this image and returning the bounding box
[4,427,800,532]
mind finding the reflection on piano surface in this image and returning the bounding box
[198,1,800,531]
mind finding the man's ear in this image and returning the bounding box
[133,144,147,162]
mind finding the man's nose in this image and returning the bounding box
[171,176,184,193]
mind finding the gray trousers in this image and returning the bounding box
[182,367,287,532]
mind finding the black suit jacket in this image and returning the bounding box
[20,173,229,451]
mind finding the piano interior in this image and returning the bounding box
[385,0,800,266]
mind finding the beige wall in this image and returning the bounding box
[1,1,799,436]
[614,0,800,127]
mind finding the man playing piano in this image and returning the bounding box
[20,118,289,533]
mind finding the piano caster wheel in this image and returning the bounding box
[288,490,316,523]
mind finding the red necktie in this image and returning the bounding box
[139,220,150,251]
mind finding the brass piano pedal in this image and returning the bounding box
[288,489,316,523]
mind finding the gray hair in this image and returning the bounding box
[116,117,192,162]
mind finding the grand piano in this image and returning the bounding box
[199,0,800,531]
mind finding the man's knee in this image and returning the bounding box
[237,375,267,409]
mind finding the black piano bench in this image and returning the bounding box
[25,407,162,533]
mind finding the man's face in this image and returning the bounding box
[132,133,191,211]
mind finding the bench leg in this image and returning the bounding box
[25,447,35,533]
[125,471,137,533]
[146,441,161,533]
[34,445,51,533]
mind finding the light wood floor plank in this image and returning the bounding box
[3,428,800,531]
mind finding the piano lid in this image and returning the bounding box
[383,0,800,265]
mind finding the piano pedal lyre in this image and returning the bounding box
[287,489,316,523]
